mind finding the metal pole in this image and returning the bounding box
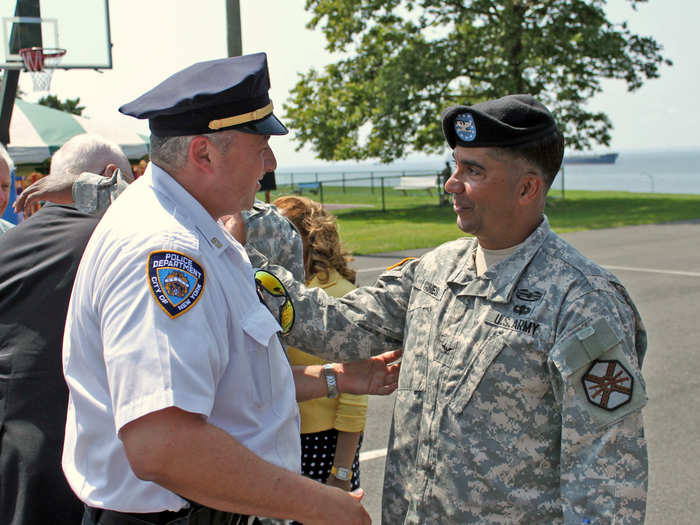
[319,182,324,206]
[1,0,42,145]
[226,0,242,57]
[370,172,374,194]
[0,70,19,146]
[561,166,565,200]
[381,177,386,212]
[342,172,346,193]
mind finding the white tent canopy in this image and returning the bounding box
[7,99,149,163]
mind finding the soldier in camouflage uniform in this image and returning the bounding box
[246,95,648,524]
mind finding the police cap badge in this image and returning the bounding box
[441,94,558,149]
[119,53,288,137]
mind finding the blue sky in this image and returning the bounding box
[29,0,698,168]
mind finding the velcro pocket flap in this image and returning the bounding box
[555,318,620,377]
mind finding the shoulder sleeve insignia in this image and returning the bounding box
[385,257,417,271]
[147,250,205,318]
[582,359,633,411]
[253,269,295,334]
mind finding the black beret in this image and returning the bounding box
[441,94,557,149]
[119,53,288,137]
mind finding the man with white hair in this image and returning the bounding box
[13,133,134,216]
[0,144,16,233]
[0,134,133,525]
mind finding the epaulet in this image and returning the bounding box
[386,257,417,271]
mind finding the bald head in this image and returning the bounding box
[51,134,133,182]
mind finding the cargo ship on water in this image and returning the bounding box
[563,152,619,164]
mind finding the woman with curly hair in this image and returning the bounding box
[273,195,367,500]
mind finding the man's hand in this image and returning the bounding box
[336,349,402,396]
[13,165,118,215]
[221,212,246,244]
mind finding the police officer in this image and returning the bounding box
[0,135,133,525]
[62,54,399,525]
[246,94,649,523]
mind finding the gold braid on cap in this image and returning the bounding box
[208,102,274,130]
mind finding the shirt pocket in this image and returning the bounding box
[397,283,442,392]
[240,306,284,412]
[446,324,547,418]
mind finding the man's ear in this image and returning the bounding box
[188,136,214,174]
[518,173,544,203]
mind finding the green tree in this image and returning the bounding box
[37,94,85,115]
[284,0,671,162]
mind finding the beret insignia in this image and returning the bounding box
[454,113,476,142]
[148,250,205,318]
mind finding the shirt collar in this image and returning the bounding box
[449,216,553,303]
[147,162,231,254]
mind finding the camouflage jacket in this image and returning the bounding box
[247,216,648,524]
[73,172,304,280]
[242,200,304,282]
[72,170,131,214]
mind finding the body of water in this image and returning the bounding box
[275,149,700,195]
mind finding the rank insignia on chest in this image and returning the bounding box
[147,250,205,318]
[582,360,633,411]
[515,288,545,302]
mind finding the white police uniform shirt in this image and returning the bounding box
[62,163,300,512]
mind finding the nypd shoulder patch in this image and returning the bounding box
[454,112,476,142]
[147,250,205,318]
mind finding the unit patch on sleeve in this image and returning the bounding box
[148,250,205,318]
[582,359,633,411]
[253,269,295,334]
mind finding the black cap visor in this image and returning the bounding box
[235,113,288,136]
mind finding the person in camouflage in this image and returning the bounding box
[245,95,648,524]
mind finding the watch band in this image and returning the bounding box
[331,465,353,481]
[323,364,339,399]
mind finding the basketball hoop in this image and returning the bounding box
[19,47,66,92]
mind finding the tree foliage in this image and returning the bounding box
[37,94,85,115]
[284,0,671,162]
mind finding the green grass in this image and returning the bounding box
[264,185,700,255]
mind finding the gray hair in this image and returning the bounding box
[51,134,133,182]
[0,143,15,173]
[149,131,236,173]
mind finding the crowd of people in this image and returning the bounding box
[0,52,648,525]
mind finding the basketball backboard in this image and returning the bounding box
[0,0,112,70]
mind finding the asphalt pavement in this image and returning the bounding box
[349,220,700,524]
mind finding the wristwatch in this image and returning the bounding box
[331,465,353,481]
[323,363,339,399]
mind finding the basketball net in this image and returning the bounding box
[19,47,66,92]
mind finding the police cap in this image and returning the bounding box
[119,52,288,137]
[441,94,557,149]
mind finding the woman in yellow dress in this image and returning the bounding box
[274,195,367,497]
